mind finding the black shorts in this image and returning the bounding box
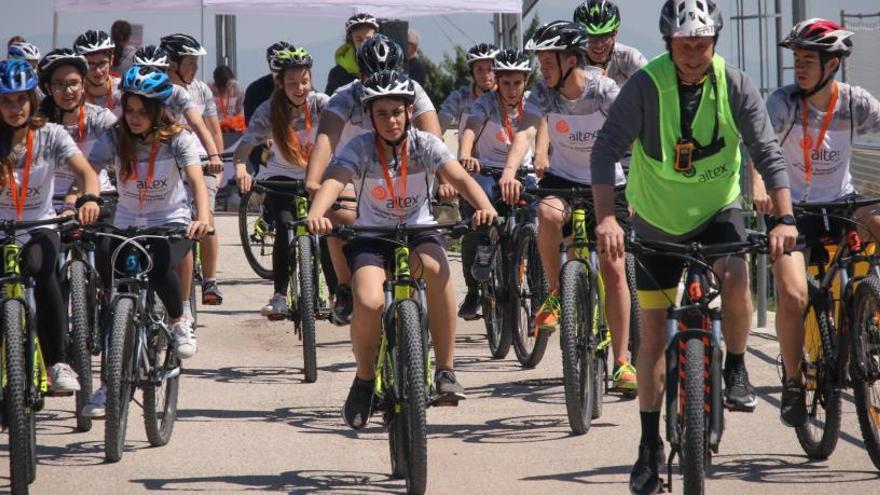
[764,194,866,255]
[343,231,448,272]
[634,207,747,309]
[537,172,630,237]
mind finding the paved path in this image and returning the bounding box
[5,215,880,494]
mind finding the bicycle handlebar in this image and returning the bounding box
[626,230,769,259]
[332,220,472,239]
[794,197,880,214]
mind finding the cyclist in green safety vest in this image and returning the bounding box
[589,1,804,493]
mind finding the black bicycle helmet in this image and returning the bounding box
[356,34,404,76]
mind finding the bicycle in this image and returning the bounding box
[334,221,470,495]
[238,184,275,280]
[522,186,641,435]
[627,230,769,494]
[0,215,74,494]
[793,197,880,470]
[97,224,201,462]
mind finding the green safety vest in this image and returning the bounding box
[627,53,742,235]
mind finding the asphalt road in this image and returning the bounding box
[4,214,880,494]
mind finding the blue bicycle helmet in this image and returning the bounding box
[0,59,38,95]
[121,65,173,102]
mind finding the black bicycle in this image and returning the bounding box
[627,231,768,494]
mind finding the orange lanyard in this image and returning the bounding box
[8,128,35,220]
[131,141,160,207]
[375,135,409,219]
[801,82,839,184]
[287,101,313,161]
[76,104,86,143]
[498,93,523,144]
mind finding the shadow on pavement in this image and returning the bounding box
[133,469,404,493]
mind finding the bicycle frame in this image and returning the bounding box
[286,192,329,320]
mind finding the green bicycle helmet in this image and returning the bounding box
[573,0,621,36]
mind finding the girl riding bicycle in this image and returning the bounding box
[306,70,497,430]
[74,30,121,116]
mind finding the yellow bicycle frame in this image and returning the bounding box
[571,208,611,351]
[1,243,48,393]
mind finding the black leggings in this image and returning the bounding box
[97,232,192,319]
[21,230,66,366]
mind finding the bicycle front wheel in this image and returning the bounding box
[295,235,318,383]
[68,260,93,433]
[560,260,596,435]
[510,223,549,368]
[483,233,511,359]
[681,337,708,495]
[3,299,34,493]
[238,188,274,279]
[851,275,880,470]
[143,305,180,447]
[105,297,136,463]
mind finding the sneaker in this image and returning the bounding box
[202,280,223,305]
[470,239,494,283]
[629,442,666,495]
[332,284,353,326]
[181,303,195,325]
[780,376,807,428]
[434,369,467,402]
[613,360,638,392]
[723,364,758,412]
[48,363,81,395]
[260,293,289,321]
[535,292,561,333]
[457,288,482,321]
[82,385,107,418]
[342,377,375,430]
[172,320,198,359]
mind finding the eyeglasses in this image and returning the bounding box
[50,81,83,93]
[87,60,111,71]
[587,34,615,45]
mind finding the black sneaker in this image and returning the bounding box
[723,365,758,412]
[470,240,494,283]
[780,377,807,427]
[434,369,467,402]
[629,442,666,495]
[332,284,353,326]
[457,289,482,320]
[202,280,223,305]
[342,377,375,430]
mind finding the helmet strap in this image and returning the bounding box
[368,107,411,147]
[799,54,839,98]
[553,52,576,92]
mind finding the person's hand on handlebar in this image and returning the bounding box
[768,223,797,262]
[499,169,522,206]
[470,208,498,228]
[595,216,626,261]
[307,214,334,235]
[76,199,101,226]
[207,154,224,175]
[234,163,253,194]
[187,218,212,240]
[460,157,481,173]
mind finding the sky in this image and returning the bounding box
[2,0,879,94]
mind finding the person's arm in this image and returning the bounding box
[305,111,345,195]
[534,118,549,176]
[183,163,212,239]
[437,90,460,131]
[458,116,480,172]
[67,153,100,224]
[414,110,442,138]
[498,113,540,205]
[204,114,225,174]
[233,140,256,193]
[183,108,221,160]
[438,159,497,226]
[306,167,351,234]
[748,159,772,213]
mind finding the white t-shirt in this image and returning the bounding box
[87,76,122,117]
[55,102,117,195]
[439,84,479,135]
[591,43,648,87]
[465,90,533,170]
[167,79,217,157]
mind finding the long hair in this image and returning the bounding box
[116,92,184,181]
[213,65,234,96]
[270,67,310,166]
[111,20,132,67]
[0,90,45,190]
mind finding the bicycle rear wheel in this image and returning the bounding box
[143,309,180,447]
[851,275,880,470]
[482,234,511,359]
[295,235,318,383]
[105,297,136,463]
[3,299,33,493]
[387,300,427,494]
[510,224,549,368]
[560,260,596,435]
[68,260,93,432]
[681,337,708,495]
[238,189,274,279]
[796,276,842,459]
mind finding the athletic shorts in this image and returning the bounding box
[537,172,629,237]
[343,231,448,272]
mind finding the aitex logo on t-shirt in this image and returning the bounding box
[555,119,570,134]
[4,186,43,198]
[496,131,508,143]
[371,185,387,200]
[798,135,842,163]
[136,178,169,190]
[554,118,597,144]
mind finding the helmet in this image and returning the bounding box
[360,69,416,108]
[466,43,500,65]
[265,41,293,72]
[0,59,38,95]
[493,49,531,73]
[659,0,723,38]
[73,30,115,55]
[159,33,207,59]
[274,47,314,70]
[356,34,404,76]
[780,18,854,57]
[37,48,88,91]
[573,0,621,36]
[525,21,588,52]
[345,13,380,34]
[134,45,170,69]
[121,65,173,102]
[8,41,41,61]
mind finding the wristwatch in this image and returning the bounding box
[75,194,104,208]
[774,214,796,226]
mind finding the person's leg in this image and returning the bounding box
[261,184,294,319]
[176,250,194,318]
[713,254,758,411]
[535,196,566,330]
[457,172,498,319]
[598,253,634,389]
[200,173,222,304]
[153,237,196,358]
[328,189,355,324]
[773,250,809,427]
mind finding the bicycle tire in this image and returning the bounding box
[682,337,708,495]
[510,224,550,368]
[592,352,606,420]
[851,275,880,471]
[4,299,32,493]
[626,253,641,365]
[238,189,274,279]
[105,297,136,463]
[188,273,198,330]
[296,235,318,383]
[389,300,427,495]
[796,275,842,459]
[143,307,180,447]
[560,260,595,435]
[483,233,511,359]
[68,260,93,433]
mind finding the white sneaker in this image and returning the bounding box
[49,363,81,394]
[172,320,198,359]
[260,293,288,320]
[181,304,195,325]
[82,385,107,418]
